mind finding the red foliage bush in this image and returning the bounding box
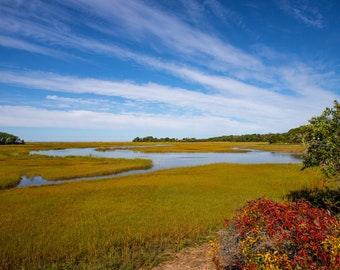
[212,197,340,269]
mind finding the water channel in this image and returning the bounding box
[17,147,302,188]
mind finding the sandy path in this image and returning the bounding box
[149,243,216,270]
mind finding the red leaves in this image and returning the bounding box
[220,197,340,269]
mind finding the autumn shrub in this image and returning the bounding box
[286,187,340,216]
[212,197,340,270]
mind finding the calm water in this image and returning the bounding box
[17,147,302,188]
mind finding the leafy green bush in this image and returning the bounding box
[212,197,340,269]
[302,100,339,179]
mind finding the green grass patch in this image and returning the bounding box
[0,163,321,269]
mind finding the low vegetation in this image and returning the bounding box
[0,163,318,269]
[212,197,340,269]
[97,141,250,153]
[104,141,304,153]
[0,143,152,189]
[0,141,303,189]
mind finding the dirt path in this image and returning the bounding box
[150,243,216,270]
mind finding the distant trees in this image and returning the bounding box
[133,136,178,142]
[206,133,269,142]
[302,100,339,179]
[0,132,25,145]
[132,129,308,144]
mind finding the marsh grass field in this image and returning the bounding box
[101,141,305,153]
[0,142,321,269]
[0,142,152,189]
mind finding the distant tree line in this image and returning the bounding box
[132,126,308,144]
[205,126,309,144]
[0,132,25,145]
[132,136,179,142]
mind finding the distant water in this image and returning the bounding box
[17,147,302,188]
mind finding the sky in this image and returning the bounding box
[0,0,340,142]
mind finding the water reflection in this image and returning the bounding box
[19,148,302,188]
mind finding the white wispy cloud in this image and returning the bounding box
[80,0,262,70]
[0,0,263,73]
[2,0,331,96]
[204,0,245,28]
[0,69,338,134]
[0,35,73,59]
[0,70,261,119]
[0,105,255,138]
[277,0,325,28]
[45,95,113,110]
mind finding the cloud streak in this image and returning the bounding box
[0,0,262,73]
[1,69,338,135]
[0,70,265,119]
[0,105,255,139]
[277,0,325,28]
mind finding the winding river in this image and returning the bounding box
[17,147,302,188]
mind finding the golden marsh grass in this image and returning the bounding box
[0,143,152,189]
[0,159,322,269]
[97,141,305,153]
[0,142,303,189]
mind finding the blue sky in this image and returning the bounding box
[1,0,339,142]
